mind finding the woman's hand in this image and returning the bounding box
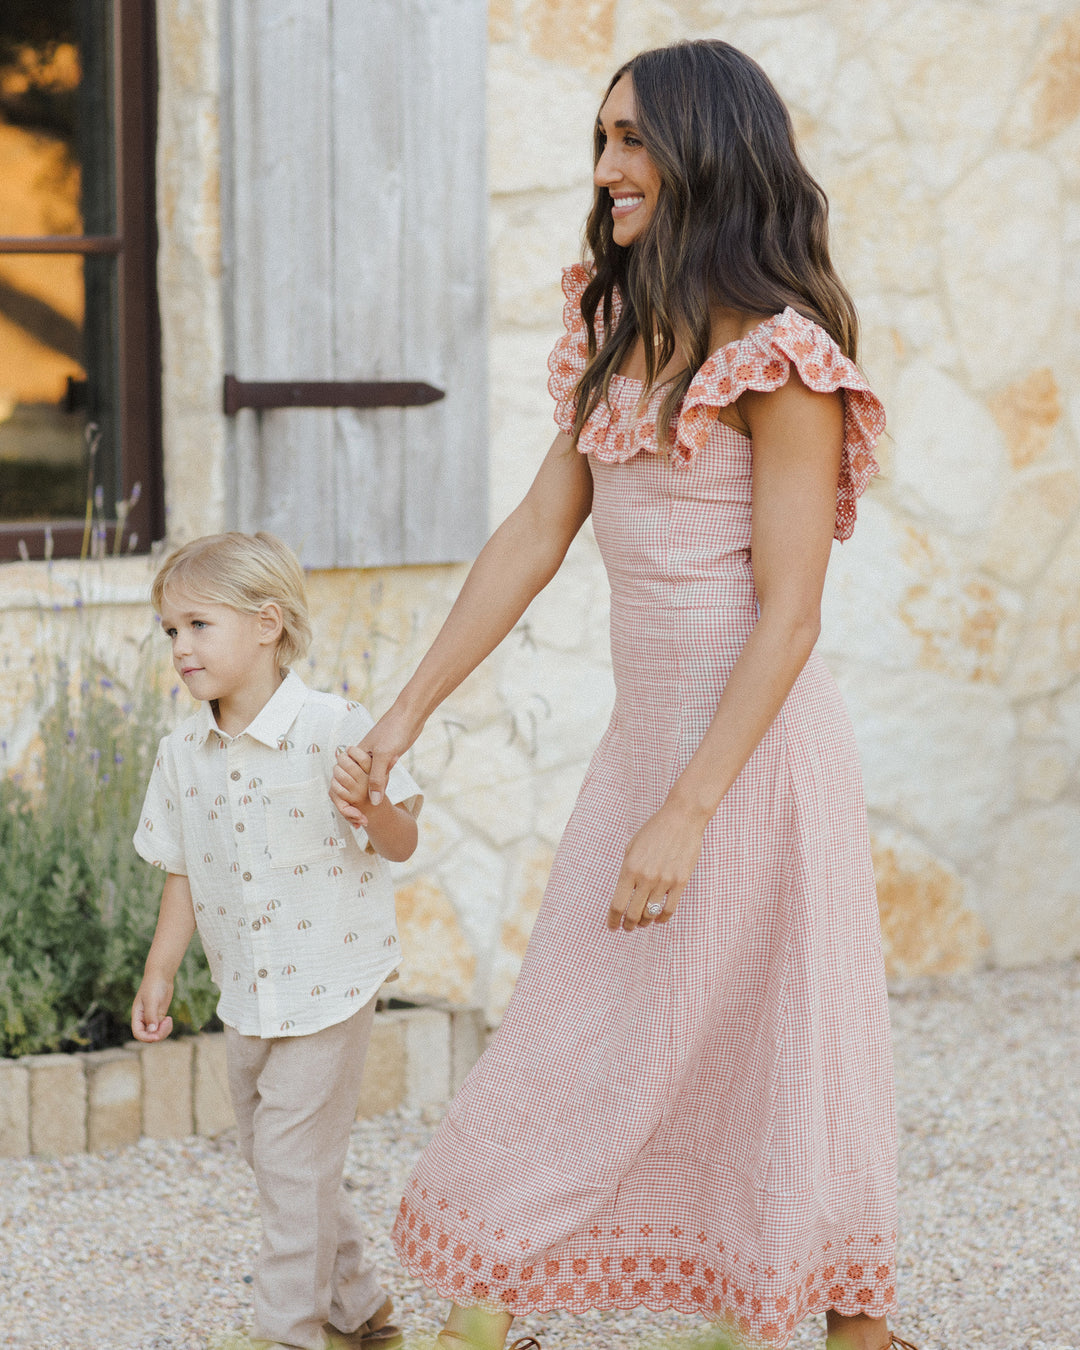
[608,801,708,932]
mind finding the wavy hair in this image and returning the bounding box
[573,40,859,450]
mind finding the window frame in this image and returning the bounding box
[0,0,161,561]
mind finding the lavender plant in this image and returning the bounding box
[0,629,217,1057]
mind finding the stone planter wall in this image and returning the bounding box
[0,1003,485,1159]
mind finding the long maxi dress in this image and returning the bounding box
[393,265,894,1349]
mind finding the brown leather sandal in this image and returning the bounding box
[880,1337,919,1350]
[325,1297,403,1347]
[509,1339,542,1350]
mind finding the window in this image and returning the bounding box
[0,0,160,560]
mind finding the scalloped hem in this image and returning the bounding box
[393,1258,898,1349]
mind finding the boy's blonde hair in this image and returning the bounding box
[151,532,313,668]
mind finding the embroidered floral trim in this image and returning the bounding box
[393,1190,897,1348]
[546,263,885,543]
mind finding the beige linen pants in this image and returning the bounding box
[225,998,385,1349]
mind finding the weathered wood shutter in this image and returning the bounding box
[221,0,488,567]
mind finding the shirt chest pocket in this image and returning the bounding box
[264,777,346,870]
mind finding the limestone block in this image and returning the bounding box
[489,0,514,45]
[450,1006,488,1094]
[395,878,478,1005]
[830,145,936,298]
[939,152,1064,390]
[139,1037,194,1139]
[890,360,1008,534]
[1004,10,1080,148]
[497,645,615,773]
[875,294,959,375]
[401,1007,452,1107]
[26,1054,85,1156]
[980,467,1080,589]
[872,829,989,978]
[985,805,1080,964]
[819,57,895,163]
[534,761,586,846]
[728,13,840,118]
[1017,742,1073,805]
[870,4,1037,192]
[491,191,591,331]
[486,847,552,1020]
[839,668,1016,868]
[521,556,610,656]
[433,835,507,962]
[0,1060,30,1158]
[432,721,538,847]
[990,369,1064,471]
[489,327,565,523]
[1052,679,1080,748]
[411,802,467,871]
[356,1013,407,1119]
[1007,517,1080,699]
[612,0,686,54]
[488,50,599,195]
[822,500,1021,684]
[193,1032,234,1137]
[85,1048,141,1153]
[524,0,616,71]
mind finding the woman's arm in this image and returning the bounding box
[332,432,592,810]
[609,370,845,930]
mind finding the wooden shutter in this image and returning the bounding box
[221,0,488,567]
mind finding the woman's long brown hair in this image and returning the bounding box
[573,40,859,450]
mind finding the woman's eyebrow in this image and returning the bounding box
[597,116,639,133]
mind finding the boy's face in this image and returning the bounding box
[158,587,272,706]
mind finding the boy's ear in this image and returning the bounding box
[257,602,285,648]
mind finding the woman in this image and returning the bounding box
[333,39,911,1350]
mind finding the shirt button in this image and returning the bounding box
[242,871,252,881]
[258,969,268,979]
[235,822,244,832]
[251,919,260,930]
[230,770,241,780]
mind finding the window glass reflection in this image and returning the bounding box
[0,0,114,237]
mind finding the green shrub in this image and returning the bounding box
[0,633,218,1058]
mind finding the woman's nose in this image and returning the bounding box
[594,143,620,187]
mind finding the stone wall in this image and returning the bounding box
[2,1,1078,1031]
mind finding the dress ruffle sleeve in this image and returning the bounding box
[547,264,617,435]
[676,307,885,542]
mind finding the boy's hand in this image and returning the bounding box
[132,974,175,1042]
[330,747,374,827]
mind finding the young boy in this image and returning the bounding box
[131,531,421,1350]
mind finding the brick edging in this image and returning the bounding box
[0,1003,485,1158]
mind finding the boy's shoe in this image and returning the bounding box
[325,1297,404,1348]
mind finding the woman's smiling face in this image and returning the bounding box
[594,74,662,247]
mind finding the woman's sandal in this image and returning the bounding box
[434,1337,540,1349]
[880,1337,919,1350]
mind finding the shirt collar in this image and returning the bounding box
[191,669,311,749]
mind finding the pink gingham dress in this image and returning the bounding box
[393,265,895,1347]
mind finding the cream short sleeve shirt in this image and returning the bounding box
[133,671,422,1038]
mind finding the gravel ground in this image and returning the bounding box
[2,961,1077,1350]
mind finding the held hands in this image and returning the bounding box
[331,747,375,827]
[609,800,707,933]
[330,702,421,828]
[131,973,175,1043]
